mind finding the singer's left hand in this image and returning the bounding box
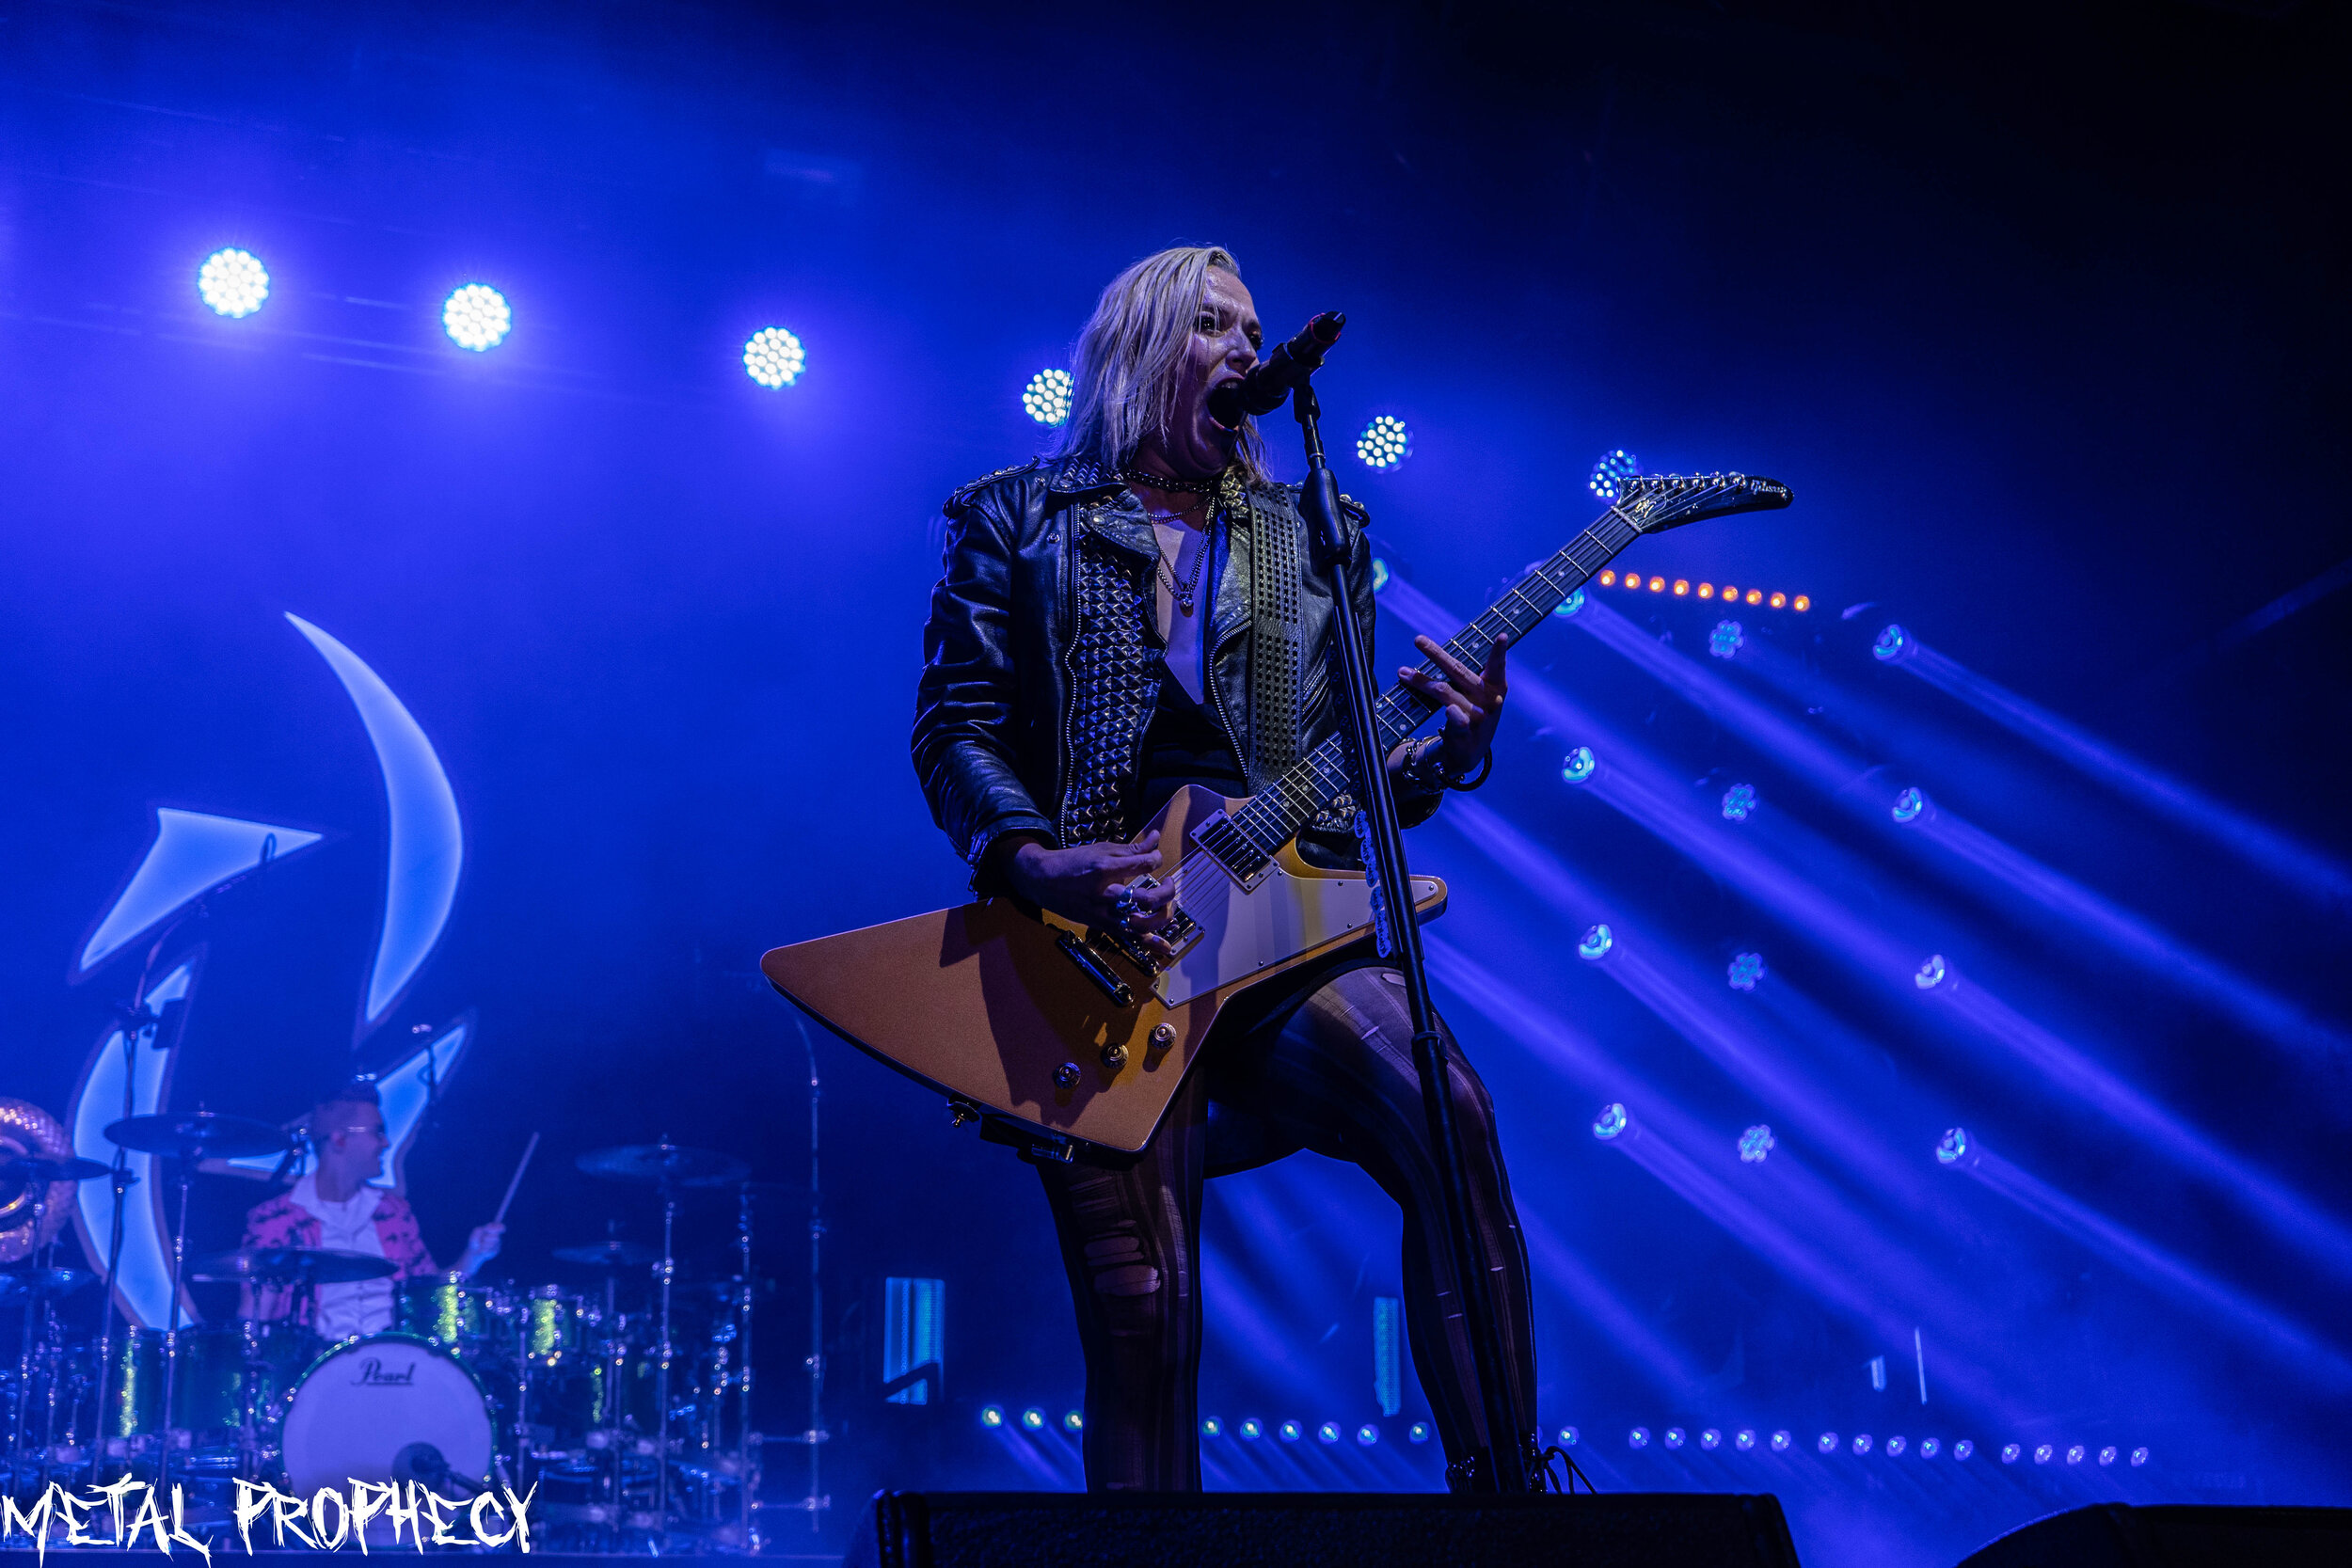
[1400,633,1508,773]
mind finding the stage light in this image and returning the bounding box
[1371,557,1391,594]
[1023,367,1073,426]
[2034,1444,2054,1465]
[1279,1420,1303,1443]
[2000,1443,2021,1464]
[1648,577,1666,593]
[1022,1407,1046,1430]
[1357,1424,1378,1446]
[1720,583,1738,601]
[1558,1426,1581,1447]
[1954,1441,1975,1460]
[1921,1439,1941,1458]
[1629,1427,1650,1449]
[1409,1423,1431,1444]
[1700,1429,1722,1450]
[1935,1127,1969,1165]
[442,284,511,351]
[1873,624,1910,662]
[1357,415,1411,469]
[1709,619,1744,659]
[1591,1101,1628,1140]
[1673,579,1690,596]
[1201,1417,1223,1438]
[1727,953,1766,992]
[2130,1447,2149,1466]
[1735,1430,1756,1451]
[1552,588,1586,618]
[2066,1444,2085,1465]
[1624,575,1644,593]
[1738,1124,1774,1163]
[1598,570,1616,586]
[1851,1434,1873,1455]
[1698,582,1716,599]
[1885,1436,1907,1456]
[1239,1418,1263,1441]
[1722,783,1758,821]
[1589,449,1640,500]
[743,325,804,388]
[1664,1427,1686,1449]
[1317,1422,1341,1444]
[1562,746,1597,784]
[1769,593,1787,610]
[1915,954,1947,990]
[2098,1446,2117,1465]
[1064,1410,1084,1433]
[1891,786,1926,823]
[197,248,269,317]
[1771,1431,1791,1451]
[1578,924,1613,960]
[1743,589,1762,606]
[1818,1433,1838,1454]
[1792,595,1811,612]
[979,1404,1005,1429]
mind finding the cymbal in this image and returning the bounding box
[105,1112,290,1161]
[0,1267,94,1301]
[576,1143,748,1189]
[187,1246,396,1285]
[0,1155,111,1184]
[551,1241,658,1269]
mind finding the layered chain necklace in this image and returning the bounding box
[1124,466,1222,617]
[1153,525,1211,616]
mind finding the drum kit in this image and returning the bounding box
[0,1105,768,1551]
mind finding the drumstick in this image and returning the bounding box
[490,1132,540,1226]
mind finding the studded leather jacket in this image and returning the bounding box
[913,455,1441,891]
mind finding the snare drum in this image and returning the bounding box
[396,1275,512,1357]
[279,1332,495,1497]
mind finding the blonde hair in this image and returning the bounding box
[1051,245,1271,483]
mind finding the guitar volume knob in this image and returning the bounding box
[1100,1041,1128,1070]
[1054,1062,1081,1090]
[1149,1022,1176,1051]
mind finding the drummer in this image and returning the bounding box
[238,1082,504,1339]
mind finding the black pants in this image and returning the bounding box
[1036,965,1537,1491]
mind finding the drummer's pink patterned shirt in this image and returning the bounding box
[242,1184,438,1328]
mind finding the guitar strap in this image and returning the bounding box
[1237,478,1303,792]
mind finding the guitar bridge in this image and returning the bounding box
[1089,906,1200,975]
[1055,929,1135,1007]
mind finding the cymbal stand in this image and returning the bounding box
[734,1183,756,1552]
[87,969,155,1487]
[653,1177,678,1527]
[153,1138,199,1500]
[8,1191,45,1475]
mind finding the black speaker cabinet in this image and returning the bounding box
[1958,1503,2352,1567]
[845,1490,1803,1568]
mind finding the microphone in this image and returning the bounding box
[1207,310,1345,429]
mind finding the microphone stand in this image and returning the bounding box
[1288,381,1526,1494]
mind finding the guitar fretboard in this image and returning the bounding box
[1203,501,1645,874]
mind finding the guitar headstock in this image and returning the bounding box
[1616,472,1793,533]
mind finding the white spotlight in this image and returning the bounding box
[197,248,270,317]
[744,326,806,388]
[443,285,512,351]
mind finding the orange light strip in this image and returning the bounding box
[1592,569,1810,612]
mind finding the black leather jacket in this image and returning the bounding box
[912,455,1439,889]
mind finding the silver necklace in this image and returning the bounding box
[1152,524,1210,616]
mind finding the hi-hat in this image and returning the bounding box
[576,1143,748,1189]
[551,1240,659,1269]
[187,1246,396,1285]
[0,1268,94,1302]
[105,1113,289,1161]
[0,1155,111,1184]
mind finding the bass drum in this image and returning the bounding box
[279,1332,495,1498]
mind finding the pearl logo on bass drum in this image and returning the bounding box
[354,1356,419,1386]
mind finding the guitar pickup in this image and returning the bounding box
[1089,906,1200,975]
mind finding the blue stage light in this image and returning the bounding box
[1357,1424,1378,1446]
[1709,619,1744,660]
[1935,1127,1969,1165]
[979,1404,1005,1428]
[1663,1427,1686,1449]
[2130,1447,2148,1466]
[1578,924,1613,961]
[1201,1417,1223,1438]
[1023,367,1073,425]
[2034,1443,2054,1465]
[1591,1102,1628,1140]
[1021,1407,1046,1431]
[1357,416,1411,469]
[1317,1422,1341,1444]
[1561,746,1596,784]
[1279,1420,1303,1443]
[1921,1438,1941,1458]
[1873,624,1910,662]
[1735,1430,1756,1451]
[1589,449,1640,500]
[1771,1431,1791,1451]
[1629,1427,1650,1449]
[1700,1429,1721,1450]
[1891,786,1927,823]
[2066,1444,2085,1465]
[2097,1446,2116,1465]
[1851,1434,1873,1455]
[1063,1410,1084,1433]
[1239,1418,1263,1441]
[1558,1426,1580,1447]
[442,284,511,351]
[1954,1440,1975,1460]
[1818,1433,1839,1454]
[1370,557,1391,594]
[2000,1443,2021,1464]
[1886,1436,1906,1456]
[1408,1422,1431,1444]
[1722,783,1758,821]
[1727,952,1766,991]
[743,326,805,388]
[1915,954,1948,990]
[197,248,269,317]
[1738,1124,1775,1164]
[1552,588,1586,619]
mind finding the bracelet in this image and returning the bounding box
[1446,747,1494,792]
[1402,736,1492,794]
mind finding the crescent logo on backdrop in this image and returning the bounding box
[64,613,471,1330]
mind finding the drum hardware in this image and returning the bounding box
[187,1245,399,1287]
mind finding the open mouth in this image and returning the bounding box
[1205,375,1248,430]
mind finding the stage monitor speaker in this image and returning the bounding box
[1958,1503,2352,1566]
[845,1490,1803,1568]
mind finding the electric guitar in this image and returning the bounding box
[762,472,1792,1157]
